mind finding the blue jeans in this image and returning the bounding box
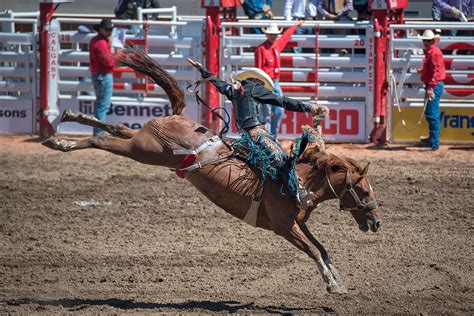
[92,73,113,136]
[425,81,444,149]
[259,81,284,138]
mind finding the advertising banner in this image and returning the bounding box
[224,102,366,142]
[393,106,474,143]
[57,98,199,135]
[0,100,34,134]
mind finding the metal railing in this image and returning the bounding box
[221,20,374,142]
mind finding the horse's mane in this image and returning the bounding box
[119,50,186,115]
[299,146,368,190]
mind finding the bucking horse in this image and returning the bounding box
[42,51,381,294]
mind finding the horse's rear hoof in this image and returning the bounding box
[327,283,347,294]
[60,109,74,122]
[42,137,61,150]
[42,138,75,152]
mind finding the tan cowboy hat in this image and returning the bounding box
[418,29,436,40]
[235,68,274,90]
[263,23,282,35]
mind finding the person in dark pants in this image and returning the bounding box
[419,30,446,151]
[187,58,320,209]
[115,0,161,20]
[435,0,472,36]
[241,0,274,34]
[90,19,116,136]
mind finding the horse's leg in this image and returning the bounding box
[280,222,345,294]
[42,135,133,157]
[61,109,137,139]
[299,223,346,291]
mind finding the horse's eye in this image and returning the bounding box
[362,192,370,198]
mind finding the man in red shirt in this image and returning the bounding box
[90,19,116,136]
[419,29,446,151]
[254,21,303,138]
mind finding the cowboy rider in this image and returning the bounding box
[187,58,320,209]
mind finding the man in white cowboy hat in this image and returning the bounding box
[187,57,320,209]
[255,20,303,138]
[90,19,116,136]
[418,29,446,151]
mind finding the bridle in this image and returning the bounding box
[326,169,378,212]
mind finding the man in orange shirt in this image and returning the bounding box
[254,21,303,138]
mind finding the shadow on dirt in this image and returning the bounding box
[365,144,412,151]
[4,298,335,314]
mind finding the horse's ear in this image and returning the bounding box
[361,162,370,175]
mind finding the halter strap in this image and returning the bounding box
[326,170,378,212]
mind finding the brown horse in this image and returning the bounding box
[42,51,381,294]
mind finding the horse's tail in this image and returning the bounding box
[118,50,186,115]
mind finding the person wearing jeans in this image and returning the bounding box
[419,30,446,151]
[90,19,116,136]
[424,81,444,150]
[92,73,113,132]
[268,81,284,136]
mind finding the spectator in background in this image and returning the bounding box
[435,0,472,36]
[284,0,318,21]
[254,21,304,138]
[90,19,116,136]
[317,0,354,55]
[353,0,370,20]
[284,0,318,53]
[419,30,446,151]
[241,0,274,34]
[115,0,161,20]
[432,0,442,20]
[316,0,354,21]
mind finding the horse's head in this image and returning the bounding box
[326,163,381,233]
[299,147,382,233]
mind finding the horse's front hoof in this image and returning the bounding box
[327,283,347,294]
[60,108,75,122]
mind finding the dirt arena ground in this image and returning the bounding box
[0,135,472,314]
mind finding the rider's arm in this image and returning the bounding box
[253,84,312,112]
[199,67,234,100]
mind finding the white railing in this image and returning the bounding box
[0,16,38,134]
[52,16,203,134]
[221,20,374,142]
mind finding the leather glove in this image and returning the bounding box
[186,57,202,70]
[450,6,462,18]
[308,101,328,117]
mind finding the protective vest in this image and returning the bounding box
[233,82,264,130]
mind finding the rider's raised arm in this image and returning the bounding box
[198,67,234,100]
[253,84,312,113]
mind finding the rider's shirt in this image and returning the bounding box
[199,67,312,130]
